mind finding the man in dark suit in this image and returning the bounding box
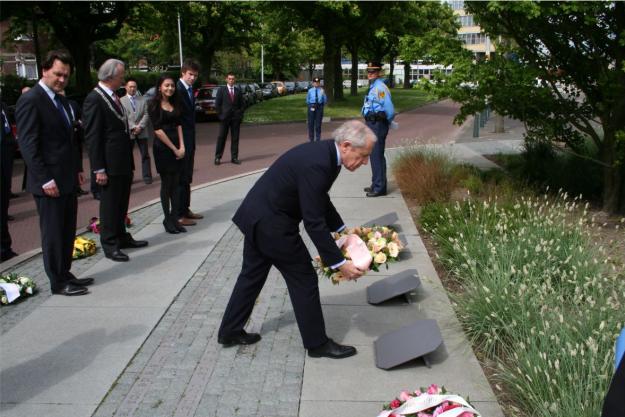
[218,120,376,359]
[214,72,244,166]
[15,50,92,295]
[83,58,148,262]
[176,59,203,228]
[1,101,18,262]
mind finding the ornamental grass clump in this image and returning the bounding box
[421,192,624,417]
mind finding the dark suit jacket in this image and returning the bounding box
[176,80,196,150]
[215,85,244,121]
[14,84,81,196]
[233,139,344,266]
[83,86,133,176]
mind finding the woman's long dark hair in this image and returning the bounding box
[148,74,182,117]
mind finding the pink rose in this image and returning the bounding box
[399,390,412,402]
[427,384,440,394]
[414,389,422,396]
[390,399,402,409]
[458,413,475,417]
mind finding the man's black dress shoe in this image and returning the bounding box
[366,190,386,197]
[218,331,261,347]
[7,215,15,221]
[308,338,357,359]
[120,238,148,249]
[364,186,372,193]
[105,250,129,262]
[77,189,89,196]
[92,193,101,200]
[214,158,221,165]
[0,250,18,262]
[231,159,242,165]
[9,192,19,199]
[69,277,94,286]
[52,283,89,296]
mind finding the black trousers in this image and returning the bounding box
[1,143,15,258]
[132,138,153,180]
[99,174,131,254]
[34,193,77,290]
[602,357,625,417]
[307,105,324,142]
[219,221,328,349]
[215,116,241,160]
[160,171,180,221]
[176,147,195,218]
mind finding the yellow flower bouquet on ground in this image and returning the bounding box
[316,225,404,284]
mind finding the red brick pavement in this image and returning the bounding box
[4,100,461,256]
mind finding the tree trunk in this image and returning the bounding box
[601,129,625,214]
[388,55,395,88]
[403,61,411,89]
[350,44,358,96]
[67,46,92,94]
[333,49,343,101]
[198,48,214,83]
[322,34,337,105]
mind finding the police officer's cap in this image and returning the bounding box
[312,77,321,83]
[366,61,383,72]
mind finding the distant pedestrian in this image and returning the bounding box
[306,77,327,142]
[15,50,92,294]
[214,72,244,165]
[83,58,148,263]
[121,78,153,185]
[361,61,394,197]
[148,75,187,234]
[176,60,203,227]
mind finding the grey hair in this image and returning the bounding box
[333,120,377,147]
[97,59,125,81]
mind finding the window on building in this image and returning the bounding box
[457,15,475,27]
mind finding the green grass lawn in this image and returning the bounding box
[244,88,436,124]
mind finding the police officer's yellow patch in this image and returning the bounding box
[379,90,385,99]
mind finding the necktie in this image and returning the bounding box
[1,110,10,135]
[129,95,136,112]
[315,88,318,104]
[54,95,71,129]
[188,86,193,104]
[229,87,234,101]
[112,93,123,113]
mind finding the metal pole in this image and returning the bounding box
[261,44,264,83]
[177,13,183,67]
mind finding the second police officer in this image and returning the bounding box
[361,61,394,197]
[306,77,327,142]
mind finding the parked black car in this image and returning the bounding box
[284,81,296,95]
[195,86,220,121]
[260,82,278,99]
[249,83,264,103]
[295,81,310,93]
[236,83,256,107]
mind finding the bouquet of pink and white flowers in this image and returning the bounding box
[316,225,404,284]
[377,384,480,417]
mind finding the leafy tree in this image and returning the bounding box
[37,2,132,93]
[426,1,625,213]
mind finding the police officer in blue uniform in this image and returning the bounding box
[361,61,394,197]
[306,77,327,141]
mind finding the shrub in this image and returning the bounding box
[422,193,623,417]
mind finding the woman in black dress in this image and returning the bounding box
[148,76,186,233]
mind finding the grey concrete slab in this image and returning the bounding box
[302,345,497,403]
[0,307,160,407]
[44,254,203,308]
[0,403,96,417]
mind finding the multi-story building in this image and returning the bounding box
[448,0,494,59]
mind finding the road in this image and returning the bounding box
[4,99,461,256]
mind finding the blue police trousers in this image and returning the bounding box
[366,119,389,194]
[307,106,324,141]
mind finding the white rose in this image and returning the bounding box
[387,242,399,258]
[376,238,387,249]
[374,252,387,264]
[26,287,33,295]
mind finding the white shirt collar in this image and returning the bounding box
[38,80,56,102]
[334,142,342,167]
[98,82,115,98]
[179,79,191,90]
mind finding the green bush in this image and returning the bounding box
[0,74,35,106]
[422,194,623,416]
